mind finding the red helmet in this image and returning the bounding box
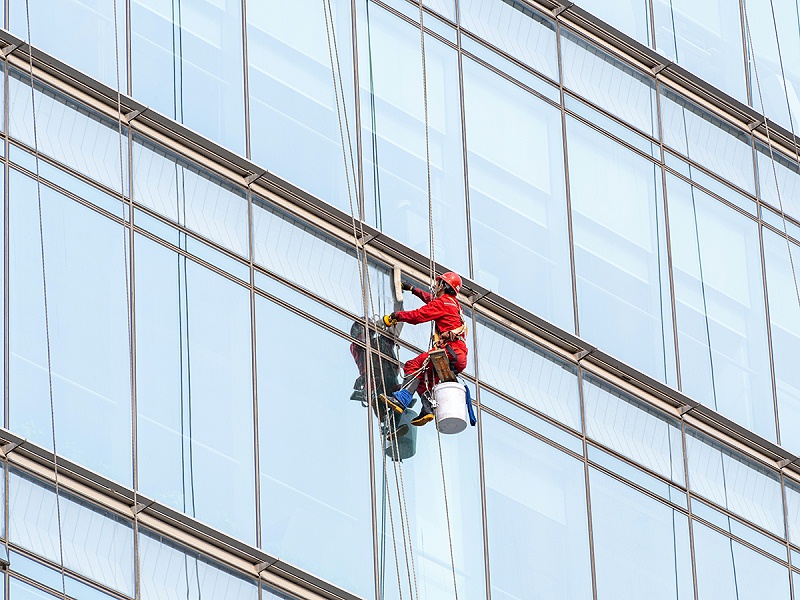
[436,271,462,294]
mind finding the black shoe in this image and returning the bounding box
[411,407,434,427]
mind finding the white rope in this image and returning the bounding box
[22,3,68,598]
[417,2,459,598]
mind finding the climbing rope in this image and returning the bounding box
[22,1,68,598]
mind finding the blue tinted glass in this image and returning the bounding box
[762,228,800,454]
[583,374,684,484]
[248,0,356,214]
[785,479,800,546]
[660,89,755,194]
[10,578,57,600]
[10,552,63,593]
[139,529,258,600]
[568,120,676,384]
[744,0,800,133]
[667,175,775,440]
[590,469,693,600]
[476,317,581,430]
[653,0,747,102]
[256,297,373,597]
[135,235,255,543]
[459,0,557,80]
[572,0,652,45]
[757,144,800,223]
[9,0,126,92]
[482,413,592,599]
[561,30,657,136]
[463,58,573,330]
[693,521,791,600]
[9,469,135,596]
[9,170,132,486]
[359,5,469,274]
[480,387,583,455]
[685,429,784,537]
[130,0,245,153]
[8,70,129,194]
[132,136,248,258]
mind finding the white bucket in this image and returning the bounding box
[433,382,468,434]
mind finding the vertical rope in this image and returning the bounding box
[21,2,68,599]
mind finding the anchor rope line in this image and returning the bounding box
[321,2,418,597]
[416,1,460,598]
[22,1,68,598]
[742,0,800,320]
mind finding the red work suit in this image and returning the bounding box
[394,288,468,393]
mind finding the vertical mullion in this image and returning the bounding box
[241,0,251,160]
[454,0,474,282]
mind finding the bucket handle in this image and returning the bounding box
[464,385,477,426]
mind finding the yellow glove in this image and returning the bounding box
[383,313,398,327]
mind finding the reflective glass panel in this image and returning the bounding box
[132,136,248,258]
[763,228,800,454]
[463,58,573,330]
[458,0,557,80]
[8,70,129,194]
[476,317,581,430]
[693,521,791,600]
[9,468,135,596]
[256,297,373,597]
[130,0,245,153]
[590,468,693,600]
[757,143,800,224]
[248,0,356,213]
[139,529,258,600]
[561,30,657,136]
[482,413,592,599]
[135,235,255,543]
[358,5,469,274]
[9,0,126,91]
[9,169,132,486]
[568,119,676,384]
[653,0,747,102]
[667,175,775,440]
[572,0,652,45]
[660,89,755,195]
[685,428,784,537]
[744,0,800,133]
[785,479,800,546]
[10,578,56,600]
[583,374,684,484]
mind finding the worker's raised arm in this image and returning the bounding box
[394,296,448,325]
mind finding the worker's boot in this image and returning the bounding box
[411,391,435,427]
[379,375,419,414]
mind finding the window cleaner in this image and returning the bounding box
[381,272,468,427]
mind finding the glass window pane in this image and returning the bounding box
[583,374,684,484]
[358,6,469,274]
[590,468,693,600]
[653,0,747,102]
[135,235,255,543]
[463,58,573,330]
[568,120,676,384]
[572,0,652,46]
[139,529,258,600]
[132,136,248,258]
[785,479,800,547]
[482,413,592,599]
[458,0,558,81]
[693,521,791,600]
[10,578,57,600]
[667,174,775,440]
[247,0,356,214]
[9,468,134,596]
[744,0,800,133]
[757,144,800,224]
[476,317,581,430]
[9,0,126,92]
[8,70,128,194]
[685,428,784,537]
[660,88,755,195]
[9,170,132,486]
[131,0,245,153]
[256,297,373,597]
[561,30,657,137]
[763,228,800,454]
